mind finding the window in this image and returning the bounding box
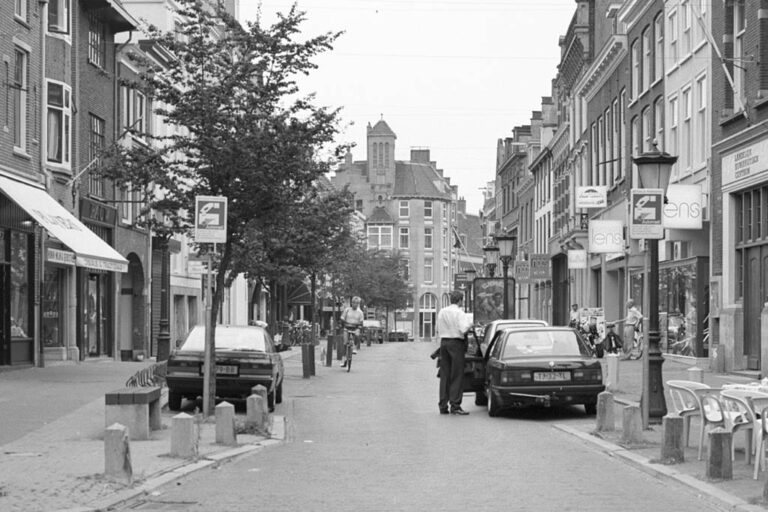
[424,227,433,249]
[682,87,692,171]
[631,40,640,99]
[642,107,652,153]
[424,200,432,218]
[399,200,409,217]
[88,114,105,197]
[654,14,664,81]
[591,122,598,185]
[88,13,106,68]
[48,0,70,34]
[682,1,691,55]
[442,227,448,252]
[631,116,639,181]
[15,0,27,21]
[619,89,626,180]
[12,48,28,151]
[367,225,392,249]
[696,74,707,165]
[424,258,433,283]
[642,27,651,91]
[654,97,664,152]
[399,227,409,249]
[120,86,147,138]
[46,81,71,166]
[399,258,410,280]
[669,95,679,175]
[612,98,620,182]
[442,260,448,285]
[355,199,363,212]
[605,108,612,185]
[668,10,678,64]
[733,0,746,109]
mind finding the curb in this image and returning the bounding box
[55,415,287,512]
[554,424,766,512]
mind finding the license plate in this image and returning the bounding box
[200,364,239,376]
[534,371,570,382]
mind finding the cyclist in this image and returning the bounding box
[340,296,364,368]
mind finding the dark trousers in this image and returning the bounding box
[439,338,466,410]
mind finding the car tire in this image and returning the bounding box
[487,388,500,417]
[268,391,275,412]
[168,390,182,411]
[275,380,283,404]
[584,402,597,415]
[475,391,488,406]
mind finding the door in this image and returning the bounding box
[744,246,767,370]
[0,264,8,365]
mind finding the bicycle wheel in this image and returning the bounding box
[346,343,352,372]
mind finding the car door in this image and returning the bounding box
[462,330,486,393]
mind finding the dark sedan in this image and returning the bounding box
[166,324,286,412]
[482,326,604,416]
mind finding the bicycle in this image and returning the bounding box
[341,324,360,372]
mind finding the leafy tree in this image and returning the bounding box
[340,248,410,313]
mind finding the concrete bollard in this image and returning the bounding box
[687,366,704,383]
[336,336,344,360]
[104,423,132,483]
[170,413,198,458]
[707,428,733,479]
[309,341,316,376]
[661,414,685,462]
[596,391,615,432]
[246,394,268,431]
[326,336,336,367]
[621,405,644,444]
[215,401,237,446]
[605,354,620,392]
[251,384,268,404]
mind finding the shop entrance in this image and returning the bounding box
[744,245,768,369]
[83,272,111,358]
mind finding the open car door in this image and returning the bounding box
[462,329,487,396]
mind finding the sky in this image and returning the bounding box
[238,0,578,214]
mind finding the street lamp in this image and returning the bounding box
[495,235,517,319]
[633,145,677,423]
[483,245,499,278]
[465,268,477,312]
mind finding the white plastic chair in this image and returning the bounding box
[755,406,768,479]
[719,388,768,468]
[666,380,728,460]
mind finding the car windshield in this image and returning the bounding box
[179,327,267,352]
[483,321,547,345]
[500,330,588,359]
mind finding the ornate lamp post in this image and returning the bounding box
[483,245,499,278]
[633,145,677,423]
[465,268,477,312]
[495,235,517,319]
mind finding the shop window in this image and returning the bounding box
[10,231,30,340]
[42,269,64,347]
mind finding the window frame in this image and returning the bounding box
[15,0,28,22]
[48,0,71,36]
[424,200,433,219]
[424,257,433,283]
[367,225,393,250]
[88,12,106,69]
[45,80,72,168]
[399,227,410,249]
[88,114,106,197]
[399,200,409,217]
[424,227,433,250]
[654,13,664,81]
[12,47,28,153]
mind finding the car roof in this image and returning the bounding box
[489,319,548,326]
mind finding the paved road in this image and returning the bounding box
[121,342,728,511]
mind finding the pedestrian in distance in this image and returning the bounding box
[622,299,643,360]
[569,304,580,328]
[436,290,474,415]
[603,322,623,354]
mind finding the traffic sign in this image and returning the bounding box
[530,253,551,281]
[630,188,664,239]
[194,196,228,244]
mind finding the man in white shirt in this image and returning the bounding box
[436,290,473,415]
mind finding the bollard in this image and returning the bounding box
[302,343,311,379]
[596,391,615,432]
[251,384,268,403]
[605,354,620,392]
[687,366,704,383]
[661,414,685,462]
[336,335,344,361]
[707,428,733,479]
[621,405,644,444]
[246,394,268,431]
[170,413,198,458]
[326,336,336,367]
[215,401,237,446]
[104,423,132,483]
[309,341,316,376]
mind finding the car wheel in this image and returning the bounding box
[584,402,597,415]
[475,390,488,406]
[487,388,500,417]
[168,390,182,411]
[275,380,283,404]
[268,390,275,412]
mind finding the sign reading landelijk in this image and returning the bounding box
[194,196,228,244]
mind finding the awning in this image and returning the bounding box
[0,175,128,273]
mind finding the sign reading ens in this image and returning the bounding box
[589,220,623,253]
[663,184,703,229]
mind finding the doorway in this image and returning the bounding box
[83,272,111,358]
[744,245,768,370]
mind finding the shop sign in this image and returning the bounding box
[605,252,624,262]
[47,248,76,266]
[80,198,117,226]
[567,250,587,269]
[514,260,531,284]
[722,138,768,186]
[588,220,624,253]
[663,184,703,229]
[630,188,664,239]
[576,186,608,208]
[530,253,551,280]
[77,256,126,273]
[194,196,228,244]
[188,261,205,275]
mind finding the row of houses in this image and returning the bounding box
[483,0,767,374]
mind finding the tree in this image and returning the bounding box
[340,248,410,312]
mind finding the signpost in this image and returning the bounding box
[630,189,664,240]
[194,196,228,417]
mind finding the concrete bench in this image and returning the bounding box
[105,387,162,440]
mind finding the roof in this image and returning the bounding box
[393,162,452,199]
[368,206,394,224]
[368,120,397,138]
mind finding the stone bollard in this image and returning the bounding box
[246,393,268,432]
[621,405,644,444]
[105,423,132,484]
[661,414,685,462]
[687,366,704,383]
[707,428,733,479]
[326,336,336,367]
[596,391,615,432]
[170,413,198,458]
[605,354,620,392]
[215,401,237,446]
[336,336,344,361]
[251,384,268,404]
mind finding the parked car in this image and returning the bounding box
[478,319,549,354]
[479,326,604,416]
[166,324,287,412]
[363,319,384,344]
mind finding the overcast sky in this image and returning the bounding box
[239,0,577,214]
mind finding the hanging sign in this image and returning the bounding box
[530,254,551,281]
[514,260,531,284]
[663,184,703,229]
[568,249,587,269]
[576,186,608,208]
[588,220,624,253]
[194,196,228,244]
[630,188,664,239]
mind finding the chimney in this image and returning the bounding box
[410,147,431,163]
[458,198,466,214]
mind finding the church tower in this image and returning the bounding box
[367,118,396,191]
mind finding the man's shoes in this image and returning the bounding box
[339,361,347,368]
[353,350,357,355]
[450,408,469,415]
[439,408,449,415]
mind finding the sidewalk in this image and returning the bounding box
[557,356,768,512]
[0,355,296,512]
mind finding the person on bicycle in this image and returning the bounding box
[340,296,364,368]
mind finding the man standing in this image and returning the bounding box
[436,290,473,415]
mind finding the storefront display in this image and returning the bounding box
[43,269,64,347]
